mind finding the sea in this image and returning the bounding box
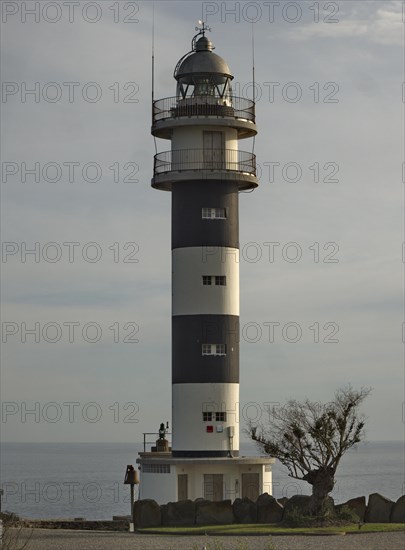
[0,441,403,520]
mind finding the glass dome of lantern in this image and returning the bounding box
[174,22,234,104]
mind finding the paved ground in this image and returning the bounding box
[17,528,405,550]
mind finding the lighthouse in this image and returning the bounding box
[137,24,274,503]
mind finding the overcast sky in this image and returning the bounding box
[1,0,403,443]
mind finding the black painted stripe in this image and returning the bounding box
[172,315,239,384]
[172,450,240,458]
[172,180,239,250]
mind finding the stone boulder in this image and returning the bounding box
[390,495,405,523]
[365,493,394,523]
[256,493,283,523]
[283,495,311,519]
[233,498,257,523]
[336,496,366,522]
[283,495,335,520]
[133,499,161,528]
[161,500,195,526]
[195,499,234,525]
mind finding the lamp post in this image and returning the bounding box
[124,464,139,532]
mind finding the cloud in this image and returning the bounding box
[289,2,403,46]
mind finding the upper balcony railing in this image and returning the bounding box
[154,148,256,177]
[152,95,256,125]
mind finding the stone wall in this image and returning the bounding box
[21,519,129,531]
[134,493,405,528]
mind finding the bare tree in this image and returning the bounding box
[248,385,371,518]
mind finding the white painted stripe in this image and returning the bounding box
[172,247,239,316]
[172,383,240,452]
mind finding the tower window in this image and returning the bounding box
[202,343,212,355]
[202,412,227,422]
[202,208,226,219]
[202,344,227,356]
[215,344,226,355]
[202,276,226,286]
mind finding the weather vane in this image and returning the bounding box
[195,20,211,37]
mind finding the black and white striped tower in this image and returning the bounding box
[152,24,257,460]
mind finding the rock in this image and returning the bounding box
[336,496,366,522]
[161,500,195,526]
[195,499,234,525]
[365,493,394,523]
[133,499,161,528]
[283,495,312,519]
[256,493,283,523]
[390,495,405,523]
[112,515,131,521]
[233,497,257,523]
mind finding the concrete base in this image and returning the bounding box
[136,452,275,505]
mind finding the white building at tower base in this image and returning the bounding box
[137,452,275,504]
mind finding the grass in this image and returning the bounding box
[138,522,405,536]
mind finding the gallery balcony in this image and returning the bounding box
[151,148,258,191]
[151,96,257,139]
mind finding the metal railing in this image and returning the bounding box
[152,95,255,124]
[154,149,256,177]
[142,432,172,453]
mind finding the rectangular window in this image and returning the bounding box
[215,412,226,422]
[202,208,226,219]
[202,344,226,356]
[203,276,226,286]
[215,344,226,356]
[203,412,213,422]
[202,344,212,355]
[142,464,170,473]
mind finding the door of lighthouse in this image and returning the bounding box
[203,131,224,170]
[203,474,224,501]
[242,473,260,501]
[177,474,188,500]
